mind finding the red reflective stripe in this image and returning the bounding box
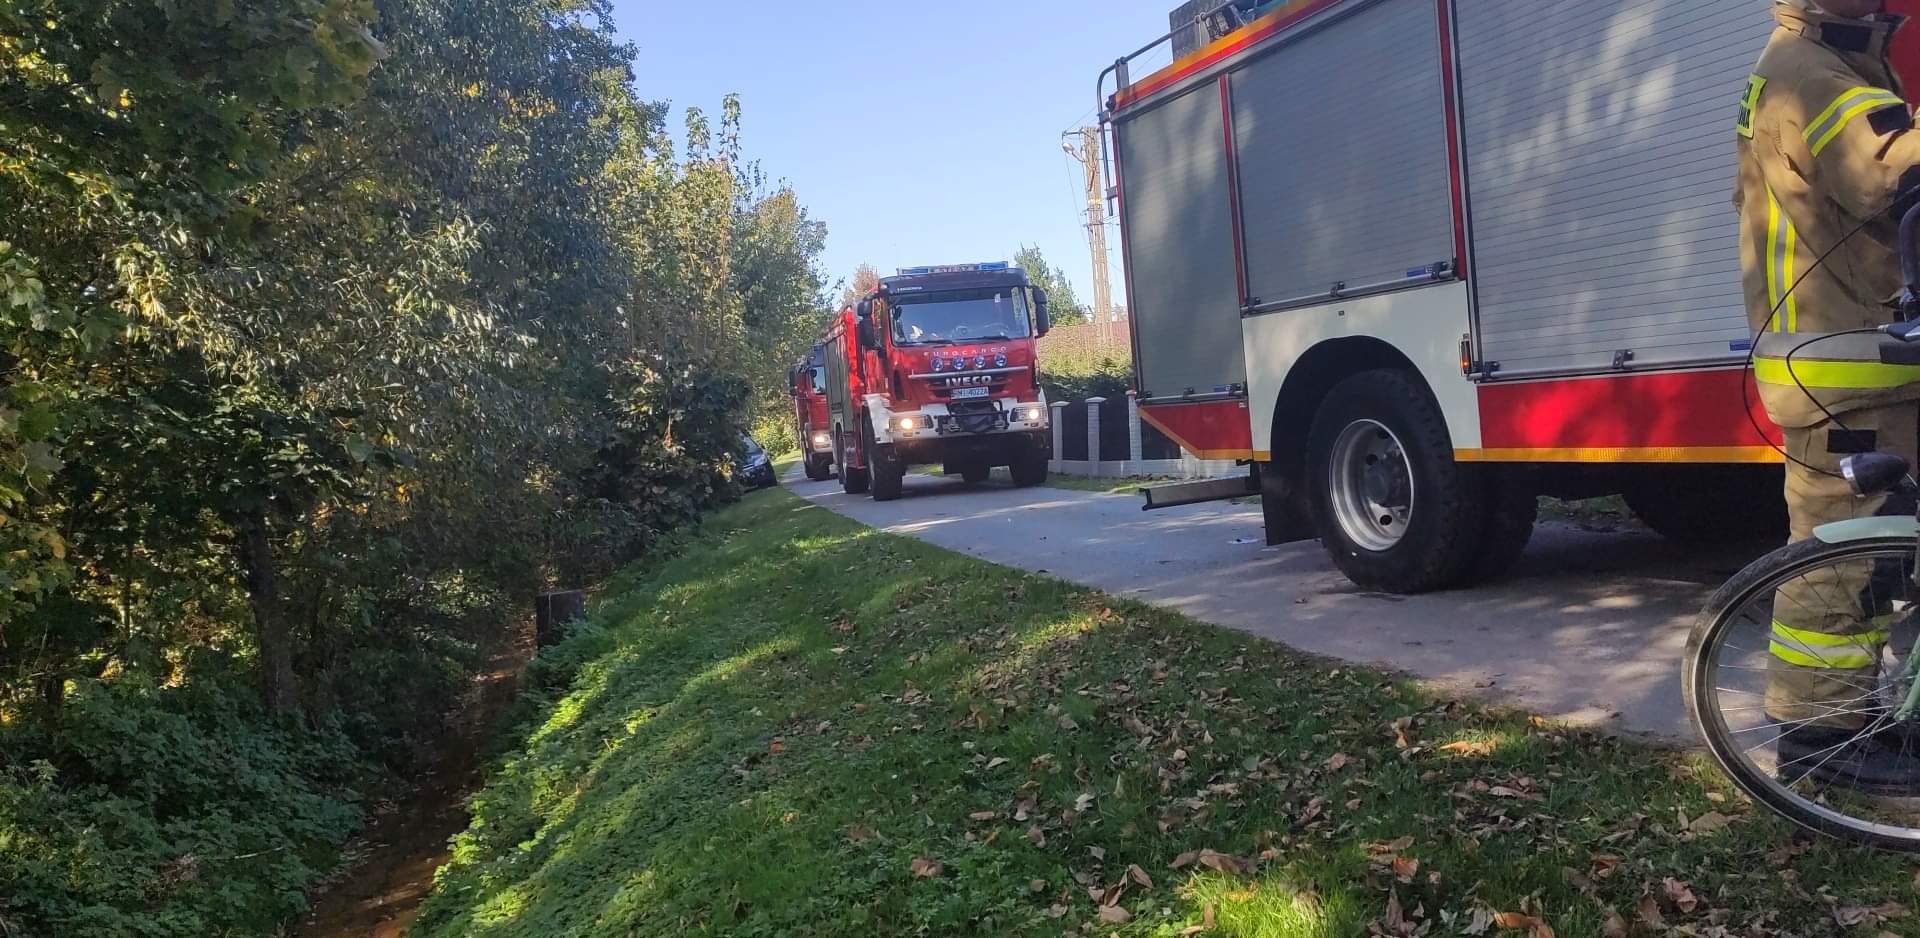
[1476,370,1782,452]
[1115,0,1345,109]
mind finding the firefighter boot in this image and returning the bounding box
[1777,723,1920,795]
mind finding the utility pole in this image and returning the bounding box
[1063,127,1115,323]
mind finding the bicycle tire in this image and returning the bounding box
[1686,534,1920,852]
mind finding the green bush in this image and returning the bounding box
[0,675,362,938]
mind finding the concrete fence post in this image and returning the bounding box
[1050,401,1069,464]
[1126,390,1144,463]
[1085,397,1107,465]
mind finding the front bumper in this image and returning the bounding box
[881,401,1049,443]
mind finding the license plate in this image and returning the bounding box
[950,387,989,400]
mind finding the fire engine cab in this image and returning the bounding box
[823,263,1054,501]
[789,344,834,481]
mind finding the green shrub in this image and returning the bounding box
[0,674,362,938]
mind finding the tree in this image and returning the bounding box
[1013,245,1091,326]
[841,264,882,308]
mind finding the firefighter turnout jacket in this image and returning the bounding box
[1740,3,1920,426]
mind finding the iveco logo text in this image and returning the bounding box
[942,375,993,387]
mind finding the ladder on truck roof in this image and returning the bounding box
[1169,0,1290,58]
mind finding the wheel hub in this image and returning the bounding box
[1329,419,1414,553]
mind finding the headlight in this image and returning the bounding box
[897,416,922,432]
[1022,406,1044,421]
[811,432,830,446]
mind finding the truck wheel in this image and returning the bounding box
[1305,370,1485,594]
[870,444,905,501]
[960,464,991,485]
[837,434,869,495]
[1624,466,1787,544]
[804,454,831,482]
[1010,450,1049,487]
[1460,475,1538,585]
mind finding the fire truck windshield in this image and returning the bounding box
[808,366,825,394]
[891,288,1031,346]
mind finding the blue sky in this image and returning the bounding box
[611,0,1177,304]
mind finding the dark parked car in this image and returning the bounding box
[735,435,778,490]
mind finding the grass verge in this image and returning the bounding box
[413,491,1914,938]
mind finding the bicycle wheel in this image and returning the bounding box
[1686,535,1920,852]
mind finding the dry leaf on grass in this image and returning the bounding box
[1324,752,1353,772]
[1128,864,1155,889]
[1685,811,1732,835]
[909,857,944,879]
[1637,895,1665,928]
[1662,878,1698,914]
[1392,856,1420,884]
[1098,905,1133,925]
[1440,740,1496,757]
[1492,911,1555,938]
[967,810,996,822]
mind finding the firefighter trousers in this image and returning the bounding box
[1768,402,1919,729]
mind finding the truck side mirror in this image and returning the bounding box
[1033,289,1052,338]
[855,299,872,320]
[856,317,878,351]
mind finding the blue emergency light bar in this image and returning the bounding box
[895,262,1012,276]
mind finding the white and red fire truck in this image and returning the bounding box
[1105,0,1920,593]
[822,263,1055,501]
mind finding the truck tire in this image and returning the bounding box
[866,416,904,502]
[837,433,869,495]
[1461,477,1538,585]
[870,446,905,501]
[804,453,832,482]
[1305,370,1485,594]
[1624,466,1787,544]
[1010,449,1049,487]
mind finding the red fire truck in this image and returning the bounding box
[789,344,835,481]
[823,263,1055,501]
[1104,0,1920,593]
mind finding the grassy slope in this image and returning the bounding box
[413,492,1915,938]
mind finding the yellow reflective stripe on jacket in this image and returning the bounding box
[1804,87,1907,157]
[1765,186,1799,331]
[1753,355,1920,389]
[1771,620,1890,670]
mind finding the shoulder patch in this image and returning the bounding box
[1737,74,1767,139]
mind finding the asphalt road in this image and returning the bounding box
[790,469,1775,740]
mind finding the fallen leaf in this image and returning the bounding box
[1058,714,1080,731]
[1098,905,1133,925]
[985,757,1010,770]
[1385,891,1411,934]
[1028,878,1047,893]
[968,810,997,822]
[1196,849,1250,875]
[1462,907,1494,936]
[1835,906,1872,927]
[1088,845,1106,861]
[769,739,786,754]
[1686,811,1732,835]
[1602,910,1628,938]
[1441,740,1495,757]
[1662,878,1698,914]
[1392,856,1420,884]
[1371,836,1417,854]
[1493,912,1543,930]
[1637,895,1665,929]
[910,857,944,879]
[846,825,876,843]
[1128,864,1155,889]
[1075,792,1097,812]
[1171,850,1199,869]
[1325,752,1352,772]
[1046,903,1069,919]
[1027,826,1046,848]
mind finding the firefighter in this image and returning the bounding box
[1738,0,1920,790]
